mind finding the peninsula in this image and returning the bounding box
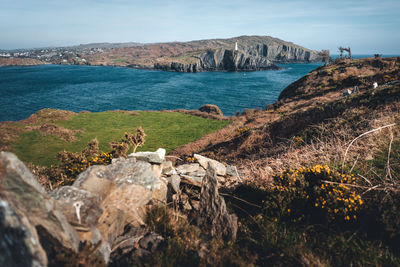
[0,35,322,72]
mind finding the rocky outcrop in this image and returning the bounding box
[154,49,280,72]
[198,49,279,71]
[0,152,80,266]
[0,199,48,266]
[199,104,223,116]
[197,163,238,241]
[0,150,240,265]
[154,62,200,73]
[151,36,320,72]
[242,43,317,62]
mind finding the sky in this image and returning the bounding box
[1,0,399,54]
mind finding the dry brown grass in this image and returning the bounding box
[21,108,77,124]
[25,123,83,142]
[0,123,24,151]
[238,108,400,189]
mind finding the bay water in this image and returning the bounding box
[0,63,323,122]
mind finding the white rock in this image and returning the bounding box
[194,154,226,176]
[176,163,200,174]
[161,161,176,176]
[156,148,166,160]
[167,174,181,193]
[128,149,165,164]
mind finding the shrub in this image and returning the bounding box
[110,126,146,157]
[54,126,147,184]
[263,164,363,226]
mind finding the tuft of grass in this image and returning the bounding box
[11,111,230,166]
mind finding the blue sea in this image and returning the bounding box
[0,55,396,122]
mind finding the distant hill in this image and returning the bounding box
[0,36,322,72]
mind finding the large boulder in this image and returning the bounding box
[199,104,223,116]
[50,186,103,227]
[73,164,114,200]
[72,155,168,243]
[0,199,48,267]
[0,152,80,265]
[94,160,157,242]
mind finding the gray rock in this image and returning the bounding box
[0,152,80,253]
[180,174,203,187]
[0,199,47,267]
[152,164,163,179]
[113,160,155,188]
[97,208,127,244]
[50,186,103,227]
[161,161,176,176]
[197,162,238,241]
[194,154,226,176]
[167,174,181,193]
[128,148,165,164]
[152,177,168,203]
[73,164,113,199]
[188,167,207,178]
[72,158,163,243]
[226,165,238,177]
[176,163,200,174]
[98,161,156,241]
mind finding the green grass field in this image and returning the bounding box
[11,111,230,166]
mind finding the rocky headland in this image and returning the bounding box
[0,35,321,72]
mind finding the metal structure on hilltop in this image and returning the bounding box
[318,49,331,64]
[339,47,352,59]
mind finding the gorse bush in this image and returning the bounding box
[235,127,249,136]
[110,126,146,157]
[264,164,363,225]
[56,127,146,185]
[57,138,113,178]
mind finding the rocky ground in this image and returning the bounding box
[0,148,240,266]
[1,57,400,266]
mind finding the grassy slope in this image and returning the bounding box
[11,111,230,166]
[151,57,400,266]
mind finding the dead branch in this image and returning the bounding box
[341,123,396,171]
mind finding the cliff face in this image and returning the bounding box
[243,43,316,62]
[154,49,280,72]
[198,49,279,71]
